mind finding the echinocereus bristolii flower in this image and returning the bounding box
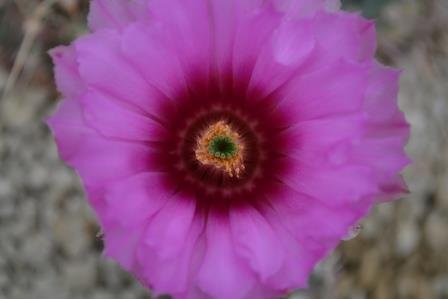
[47,0,410,298]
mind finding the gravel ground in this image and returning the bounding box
[0,0,447,299]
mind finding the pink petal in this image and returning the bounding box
[177,287,209,299]
[121,22,188,100]
[230,207,284,281]
[249,17,315,96]
[278,116,380,205]
[274,60,369,124]
[272,0,341,17]
[209,0,238,77]
[47,98,91,162]
[363,64,401,123]
[198,214,255,299]
[70,137,152,187]
[280,114,365,153]
[88,0,149,31]
[103,225,144,271]
[47,99,153,186]
[280,160,379,206]
[143,194,197,260]
[350,136,410,197]
[232,8,282,89]
[147,0,212,78]
[103,172,173,227]
[208,0,264,77]
[49,46,85,98]
[103,221,146,270]
[362,73,409,184]
[272,19,315,66]
[91,177,153,271]
[261,206,315,291]
[75,29,167,115]
[313,11,376,62]
[242,285,282,299]
[266,183,370,252]
[137,206,205,295]
[80,89,166,141]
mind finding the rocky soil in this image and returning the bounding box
[0,0,447,298]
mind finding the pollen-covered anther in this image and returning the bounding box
[195,120,245,177]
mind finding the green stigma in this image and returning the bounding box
[208,136,237,159]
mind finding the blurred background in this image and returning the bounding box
[0,0,447,298]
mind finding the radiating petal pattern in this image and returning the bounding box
[48,0,410,298]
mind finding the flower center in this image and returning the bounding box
[195,120,245,177]
[208,136,237,158]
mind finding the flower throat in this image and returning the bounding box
[195,121,245,177]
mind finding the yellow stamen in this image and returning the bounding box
[195,121,245,177]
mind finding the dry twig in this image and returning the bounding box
[1,0,58,101]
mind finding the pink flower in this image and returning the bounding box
[47,0,410,298]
